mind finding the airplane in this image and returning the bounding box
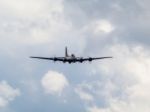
[30,47,112,64]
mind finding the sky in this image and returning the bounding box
[0,0,150,112]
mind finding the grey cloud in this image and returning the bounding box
[0,0,150,112]
[64,0,150,47]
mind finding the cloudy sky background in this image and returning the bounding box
[0,0,150,112]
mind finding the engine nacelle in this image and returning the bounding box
[63,58,67,63]
[89,57,92,61]
[80,58,83,63]
[54,57,57,61]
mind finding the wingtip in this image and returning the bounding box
[102,56,113,58]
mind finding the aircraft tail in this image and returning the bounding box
[65,47,68,57]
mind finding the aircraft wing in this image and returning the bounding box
[78,57,113,62]
[30,56,64,61]
[89,57,113,60]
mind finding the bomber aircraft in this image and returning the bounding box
[30,47,112,64]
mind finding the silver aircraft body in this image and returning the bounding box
[30,47,112,64]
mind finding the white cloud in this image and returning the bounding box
[94,20,114,34]
[75,80,118,104]
[75,87,94,102]
[88,106,111,112]
[99,44,150,83]
[87,44,150,112]
[0,1,85,57]
[82,19,114,38]
[0,81,20,108]
[0,0,88,57]
[88,97,150,112]
[41,71,69,95]
[0,0,63,17]
[0,0,71,46]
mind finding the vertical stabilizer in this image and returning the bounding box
[65,47,68,57]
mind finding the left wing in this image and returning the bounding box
[89,57,113,60]
[77,57,113,62]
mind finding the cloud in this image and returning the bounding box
[0,0,71,47]
[0,0,63,18]
[41,71,69,95]
[84,44,150,112]
[75,80,117,107]
[0,0,150,111]
[0,0,87,55]
[82,19,115,39]
[93,20,114,34]
[87,106,111,112]
[0,81,20,108]
[75,86,94,102]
